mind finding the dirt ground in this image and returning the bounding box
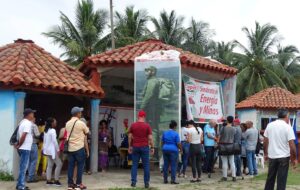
[1,168,300,190]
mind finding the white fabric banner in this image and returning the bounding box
[183,75,224,123]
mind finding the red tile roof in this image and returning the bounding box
[83,39,237,76]
[0,39,104,98]
[236,87,300,110]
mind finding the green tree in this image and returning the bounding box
[43,0,108,65]
[114,6,151,47]
[183,18,215,56]
[235,22,287,101]
[275,45,300,91]
[211,41,237,66]
[151,10,185,46]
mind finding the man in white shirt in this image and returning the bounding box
[16,108,35,190]
[264,109,297,190]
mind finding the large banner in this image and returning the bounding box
[183,75,224,123]
[134,50,181,153]
[99,106,134,147]
[221,75,237,117]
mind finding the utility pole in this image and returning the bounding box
[110,0,115,49]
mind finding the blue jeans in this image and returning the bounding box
[177,141,190,175]
[204,146,215,173]
[246,150,257,175]
[163,151,178,182]
[234,155,242,176]
[28,143,38,181]
[17,149,30,190]
[68,148,86,185]
[131,146,150,185]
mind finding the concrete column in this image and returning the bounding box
[13,92,26,179]
[90,99,100,173]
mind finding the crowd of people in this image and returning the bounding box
[128,109,298,190]
[13,107,298,190]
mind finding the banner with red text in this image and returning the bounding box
[183,75,224,123]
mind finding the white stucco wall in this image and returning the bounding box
[237,109,258,127]
[238,109,300,130]
[0,90,16,173]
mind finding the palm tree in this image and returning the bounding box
[211,41,237,66]
[151,10,185,46]
[43,0,108,65]
[275,45,300,91]
[114,6,151,47]
[235,22,286,101]
[183,18,215,56]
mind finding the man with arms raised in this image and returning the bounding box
[264,109,297,190]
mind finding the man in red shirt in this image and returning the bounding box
[128,110,154,188]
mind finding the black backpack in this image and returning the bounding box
[9,126,19,145]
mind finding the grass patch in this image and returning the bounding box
[0,171,14,181]
[254,168,300,186]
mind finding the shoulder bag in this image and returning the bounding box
[63,120,78,154]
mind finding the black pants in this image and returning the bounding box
[204,146,215,173]
[264,157,290,190]
[242,157,247,171]
[190,144,202,178]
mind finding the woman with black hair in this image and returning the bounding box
[43,117,62,186]
[98,120,111,172]
[161,120,182,184]
[187,120,204,183]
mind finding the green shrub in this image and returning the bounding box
[0,171,14,181]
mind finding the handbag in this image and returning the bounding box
[59,129,68,152]
[63,120,78,154]
[219,143,234,155]
[233,143,241,155]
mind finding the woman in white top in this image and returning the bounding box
[187,120,204,183]
[43,117,62,186]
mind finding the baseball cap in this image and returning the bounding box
[233,118,241,125]
[71,107,84,115]
[138,110,146,118]
[23,108,36,117]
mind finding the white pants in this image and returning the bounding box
[46,153,62,181]
[221,155,236,178]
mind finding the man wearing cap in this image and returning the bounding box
[128,110,154,188]
[65,107,89,190]
[16,108,36,190]
[141,66,162,152]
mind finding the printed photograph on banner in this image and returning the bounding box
[135,50,181,159]
[183,75,224,123]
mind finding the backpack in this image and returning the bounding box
[158,78,176,104]
[9,126,19,145]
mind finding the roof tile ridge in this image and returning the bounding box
[12,43,29,85]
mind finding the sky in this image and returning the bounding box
[1,0,300,58]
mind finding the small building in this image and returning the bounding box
[80,39,238,149]
[236,87,300,130]
[0,39,104,177]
